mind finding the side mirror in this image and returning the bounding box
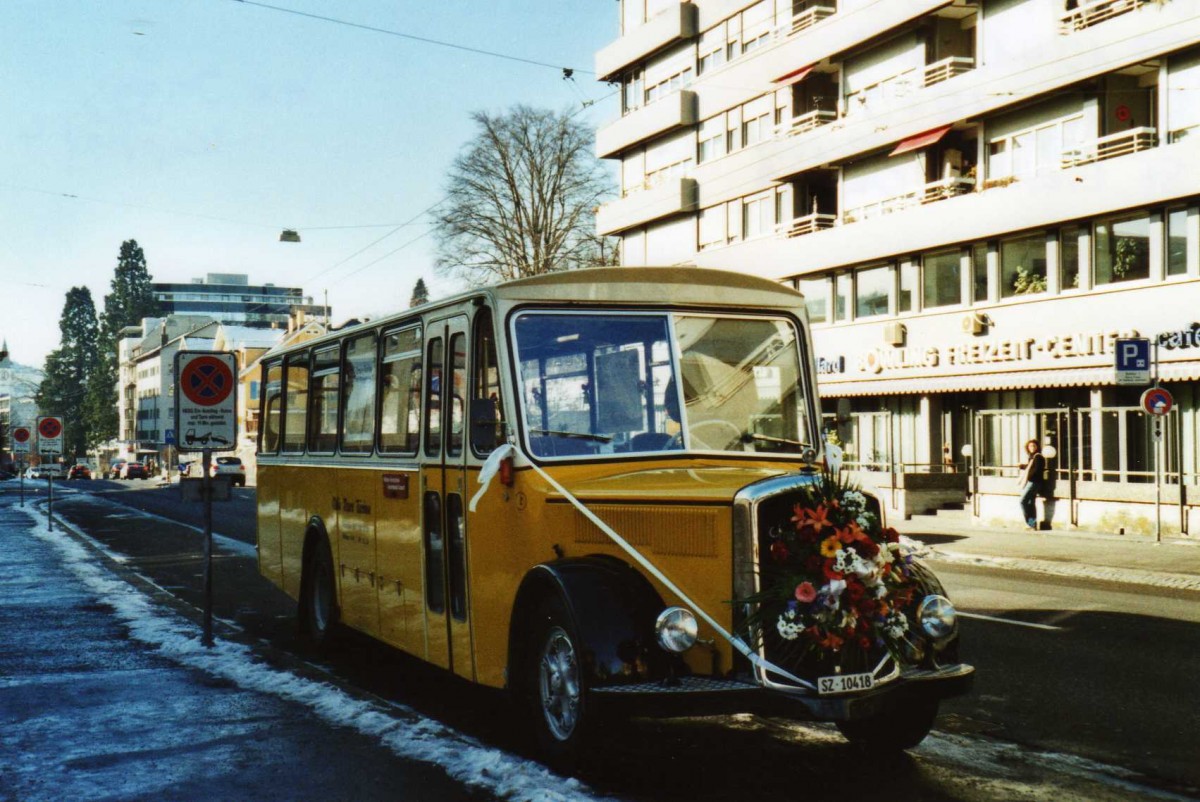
[470,398,500,451]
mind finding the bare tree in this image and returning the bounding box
[434,105,615,285]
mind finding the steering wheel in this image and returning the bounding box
[668,419,744,451]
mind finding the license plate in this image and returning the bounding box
[818,671,874,695]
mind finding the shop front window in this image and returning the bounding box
[1094,213,1151,285]
[1001,234,1047,297]
[835,273,851,321]
[798,276,828,323]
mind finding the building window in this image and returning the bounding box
[922,250,962,308]
[989,115,1084,180]
[834,273,851,321]
[698,117,726,163]
[743,191,774,239]
[971,243,989,303]
[1094,213,1151,285]
[698,205,728,250]
[898,261,918,313]
[697,23,727,74]
[855,265,892,318]
[1167,207,1188,277]
[798,276,827,323]
[1060,226,1081,290]
[1001,234,1048,297]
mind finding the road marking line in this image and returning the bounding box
[958,611,1063,631]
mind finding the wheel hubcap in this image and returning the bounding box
[538,627,580,741]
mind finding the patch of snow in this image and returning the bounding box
[26,514,611,802]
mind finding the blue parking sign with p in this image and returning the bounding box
[1115,338,1150,385]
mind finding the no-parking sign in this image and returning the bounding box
[174,351,238,452]
[1141,386,1174,417]
[37,416,64,455]
[11,426,31,454]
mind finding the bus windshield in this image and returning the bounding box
[513,312,815,459]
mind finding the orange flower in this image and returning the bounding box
[806,504,833,530]
[820,535,842,558]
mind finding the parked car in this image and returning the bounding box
[211,456,246,487]
[68,464,92,480]
[109,461,127,479]
[120,462,148,480]
[27,465,63,480]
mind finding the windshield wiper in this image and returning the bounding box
[740,433,811,449]
[529,428,613,443]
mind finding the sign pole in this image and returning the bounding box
[201,447,214,647]
[18,458,24,507]
[47,471,53,532]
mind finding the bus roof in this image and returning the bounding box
[492,267,803,310]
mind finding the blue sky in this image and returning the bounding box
[0,0,617,367]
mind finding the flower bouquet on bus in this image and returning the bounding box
[736,470,953,695]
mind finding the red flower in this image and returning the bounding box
[857,598,877,617]
[846,581,865,602]
[858,635,872,649]
[796,523,820,543]
[822,560,843,581]
[883,526,901,544]
[770,540,790,563]
[794,581,816,603]
[837,527,856,544]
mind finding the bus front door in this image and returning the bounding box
[420,316,474,681]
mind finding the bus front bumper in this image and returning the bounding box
[590,662,974,722]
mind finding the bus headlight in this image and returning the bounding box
[917,595,958,641]
[655,607,698,653]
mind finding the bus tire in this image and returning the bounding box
[523,594,590,772]
[836,697,938,752]
[300,535,338,650]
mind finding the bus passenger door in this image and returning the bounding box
[420,316,473,679]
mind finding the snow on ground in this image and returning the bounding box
[22,510,611,802]
[899,535,1200,593]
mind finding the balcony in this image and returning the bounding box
[596,90,698,159]
[1060,0,1156,34]
[778,212,837,238]
[923,56,975,88]
[596,177,698,236]
[774,5,836,40]
[596,3,698,82]
[843,177,975,223]
[1061,127,1158,167]
[774,109,837,139]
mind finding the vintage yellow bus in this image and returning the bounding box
[255,267,972,766]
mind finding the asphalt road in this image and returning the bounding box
[26,479,1200,800]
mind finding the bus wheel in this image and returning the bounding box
[836,697,938,752]
[525,596,589,772]
[300,538,338,649]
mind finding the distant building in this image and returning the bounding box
[0,338,44,470]
[153,273,328,329]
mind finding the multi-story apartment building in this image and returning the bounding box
[596,0,1200,533]
[153,273,328,329]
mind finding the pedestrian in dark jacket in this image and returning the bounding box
[1017,439,1046,530]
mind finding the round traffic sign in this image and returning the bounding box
[38,418,62,438]
[12,427,30,444]
[1141,387,1174,416]
[180,356,234,407]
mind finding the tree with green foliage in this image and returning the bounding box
[409,278,430,308]
[37,286,100,458]
[85,240,161,447]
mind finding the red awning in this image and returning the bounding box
[890,124,953,157]
[773,65,814,87]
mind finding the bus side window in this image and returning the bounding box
[261,360,283,454]
[379,326,422,454]
[470,309,504,455]
[308,345,341,453]
[424,337,444,457]
[283,352,309,454]
[447,332,466,458]
[340,332,378,454]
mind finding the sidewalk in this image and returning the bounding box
[0,496,588,802]
[897,508,1200,593]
